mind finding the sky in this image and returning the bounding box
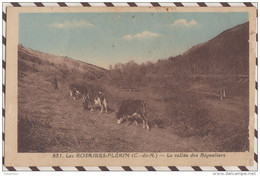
[19,12,248,68]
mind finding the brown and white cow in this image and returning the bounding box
[82,88,108,114]
[94,91,108,113]
[116,99,150,130]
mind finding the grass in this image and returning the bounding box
[212,124,249,152]
[18,116,53,152]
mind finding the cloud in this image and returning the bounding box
[172,19,198,27]
[123,35,134,40]
[134,31,161,39]
[49,20,94,28]
[122,31,161,41]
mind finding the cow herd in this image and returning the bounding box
[69,83,151,130]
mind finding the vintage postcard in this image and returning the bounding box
[4,5,257,168]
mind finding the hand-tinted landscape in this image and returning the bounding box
[18,18,249,152]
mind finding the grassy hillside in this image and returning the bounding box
[18,44,107,82]
[174,22,249,75]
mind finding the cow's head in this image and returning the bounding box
[94,98,99,105]
[116,112,123,124]
[82,99,90,111]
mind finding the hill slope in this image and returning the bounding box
[18,44,107,82]
[170,22,249,75]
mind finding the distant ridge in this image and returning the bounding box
[18,44,107,70]
[171,22,249,75]
[18,44,107,81]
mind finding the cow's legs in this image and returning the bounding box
[146,122,150,130]
[103,99,108,113]
[96,99,103,114]
[135,120,138,126]
[100,105,103,114]
[126,116,130,127]
[142,120,146,128]
[90,105,94,111]
[69,90,72,97]
[131,115,138,126]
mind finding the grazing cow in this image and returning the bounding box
[69,84,88,100]
[116,99,150,130]
[94,91,108,113]
[83,90,108,113]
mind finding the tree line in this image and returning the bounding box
[107,52,248,91]
[107,56,190,91]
